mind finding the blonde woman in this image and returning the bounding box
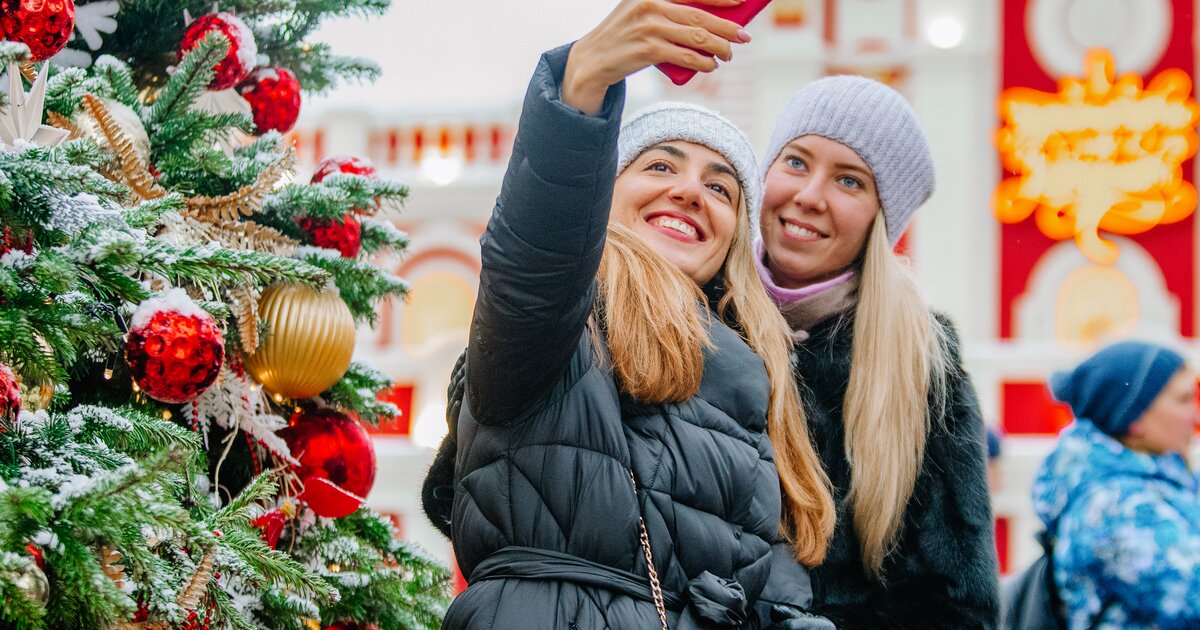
[423,1,835,627]
[756,76,1000,627]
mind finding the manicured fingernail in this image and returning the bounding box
[737,29,752,43]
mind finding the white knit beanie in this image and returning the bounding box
[618,102,761,220]
[763,75,935,245]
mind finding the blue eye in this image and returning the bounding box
[785,155,806,170]
[838,175,863,189]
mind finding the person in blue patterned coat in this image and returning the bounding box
[1033,340,1200,629]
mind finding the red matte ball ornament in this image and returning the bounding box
[296,213,362,258]
[125,290,224,404]
[0,0,76,62]
[176,11,258,90]
[282,408,376,519]
[238,66,302,134]
[0,364,20,424]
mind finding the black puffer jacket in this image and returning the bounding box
[794,312,1000,629]
[439,44,799,629]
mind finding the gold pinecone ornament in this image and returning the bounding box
[244,284,356,399]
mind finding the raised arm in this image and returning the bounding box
[465,44,625,426]
[466,0,750,426]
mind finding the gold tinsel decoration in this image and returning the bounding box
[174,215,299,256]
[229,285,261,355]
[99,546,126,590]
[80,94,165,201]
[17,62,36,83]
[184,149,295,223]
[176,550,215,612]
[45,110,83,139]
[244,283,356,399]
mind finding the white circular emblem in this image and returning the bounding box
[1027,0,1172,77]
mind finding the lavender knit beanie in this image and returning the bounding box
[763,75,935,245]
[618,102,761,221]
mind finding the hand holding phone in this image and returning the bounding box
[655,0,772,85]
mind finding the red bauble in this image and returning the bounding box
[176,11,258,91]
[310,155,377,184]
[238,66,302,134]
[281,408,376,519]
[296,213,362,258]
[125,290,224,404]
[251,509,287,549]
[0,364,20,423]
[0,0,76,62]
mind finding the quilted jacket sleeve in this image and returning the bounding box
[466,43,625,426]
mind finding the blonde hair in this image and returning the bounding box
[843,212,948,578]
[596,199,835,566]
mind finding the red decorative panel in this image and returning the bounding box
[995,517,1011,575]
[368,384,415,436]
[999,0,1196,338]
[1001,381,1073,435]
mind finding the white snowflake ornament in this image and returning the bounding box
[0,63,69,148]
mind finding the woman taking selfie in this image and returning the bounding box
[756,76,1000,627]
[434,1,834,627]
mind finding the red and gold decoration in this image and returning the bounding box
[996,49,1200,266]
[125,289,225,404]
[0,0,76,62]
[243,283,355,399]
[0,364,20,423]
[998,0,1196,339]
[176,11,258,91]
[251,503,295,549]
[282,408,377,519]
[0,226,34,256]
[237,66,302,134]
[297,213,362,258]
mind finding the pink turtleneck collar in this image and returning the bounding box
[754,239,854,306]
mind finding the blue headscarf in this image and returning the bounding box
[1049,341,1185,438]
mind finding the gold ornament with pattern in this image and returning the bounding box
[244,284,355,399]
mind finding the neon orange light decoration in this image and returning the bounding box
[995,49,1200,265]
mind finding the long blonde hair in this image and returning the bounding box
[843,213,948,578]
[595,201,835,566]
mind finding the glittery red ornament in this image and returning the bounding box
[296,213,362,258]
[125,291,224,404]
[0,0,76,62]
[238,66,302,134]
[281,408,376,519]
[176,11,258,91]
[251,509,287,549]
[0,364,20,423]
[310,155,377,184]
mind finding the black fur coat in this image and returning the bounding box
[794,312,1000,629]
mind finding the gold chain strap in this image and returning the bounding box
[630,470,670,630]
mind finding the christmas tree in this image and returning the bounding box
[0,1,450,628]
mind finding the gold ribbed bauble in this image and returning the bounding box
[244,284,355,399]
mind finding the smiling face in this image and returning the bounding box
[759,135,880,288]
[1125,369,1199,456]
[610,141,741,285]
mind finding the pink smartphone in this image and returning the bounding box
[655,0,773,86]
